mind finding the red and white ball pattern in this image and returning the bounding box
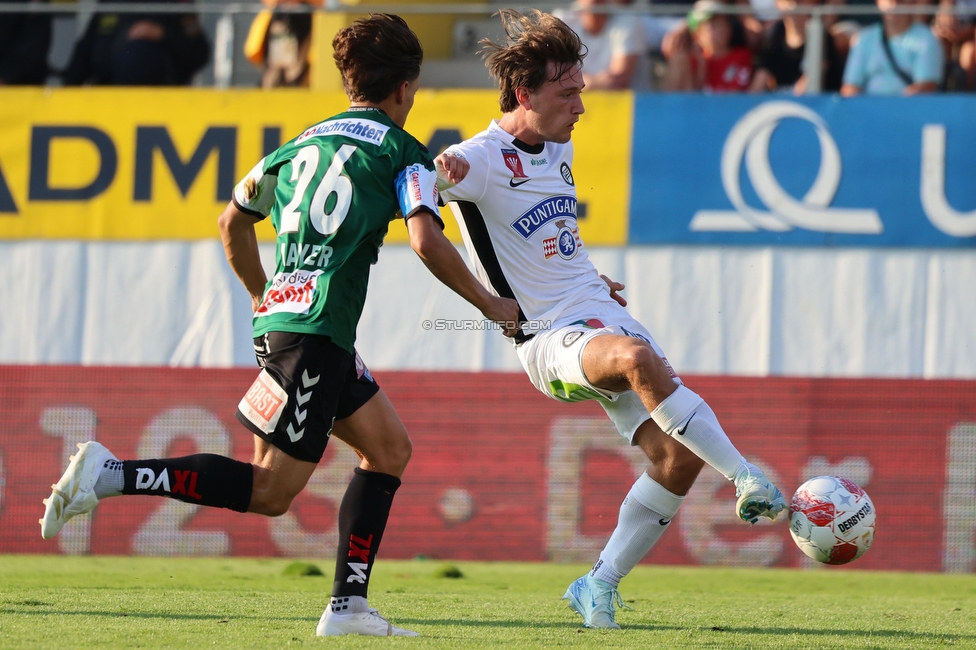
[789,476,876,565]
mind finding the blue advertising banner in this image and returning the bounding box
[630,95,976,247]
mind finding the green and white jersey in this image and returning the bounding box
[232,107,440,353]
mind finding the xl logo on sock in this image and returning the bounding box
[134,468,203,499]
[345,533,373,583]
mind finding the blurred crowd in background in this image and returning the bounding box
[561,0,973,94]
[1,0,210,85]
[1,0,974,93]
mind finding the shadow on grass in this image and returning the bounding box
[397,618,976,644]
[4,607,974,646]
[674,625,973,644]
[0,607,311,623]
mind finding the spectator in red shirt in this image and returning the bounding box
[664,0,754,90]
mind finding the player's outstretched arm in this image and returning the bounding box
[407,210,520,336]
[217,202,268,312]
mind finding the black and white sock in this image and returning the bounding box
[331,468,401,599]
[119,454,253,512]
[94,459,124,498]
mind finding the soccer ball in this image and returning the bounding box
[788,476,876,565]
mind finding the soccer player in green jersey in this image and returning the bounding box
[40,14,518,638]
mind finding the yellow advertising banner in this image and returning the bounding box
[0,88,631,244]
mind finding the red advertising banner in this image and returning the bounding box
[1,366,974,573]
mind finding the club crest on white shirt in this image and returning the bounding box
[560,162,574,186]
[542,219,582,260]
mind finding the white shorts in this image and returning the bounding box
[516,300,680,443]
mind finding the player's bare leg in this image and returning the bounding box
[249,440,317,516]
[582,333,784,522]
[564,333,784,629]
[316,389,417,637]
[330,388,412,477]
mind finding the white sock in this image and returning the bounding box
[330,595,369,614]
[591,474,685,586]
[93,459,123,498]
[650,385,747,481]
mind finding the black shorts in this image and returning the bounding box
[235,332,379,463]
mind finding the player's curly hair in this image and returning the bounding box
[332,13,423,103]
[480,9,586,113]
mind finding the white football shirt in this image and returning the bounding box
[439,121,613,333]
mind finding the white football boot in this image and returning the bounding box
[316,605,418,637]
[563,574,629,629]
[40,441,117,539]
[734,462,787,524]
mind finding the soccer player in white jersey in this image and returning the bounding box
[39,14,518,638]
[434,9,786,630]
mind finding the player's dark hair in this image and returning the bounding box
[480,9,586,113]
[332,13,423,103]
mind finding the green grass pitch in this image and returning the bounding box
[1,556,974,648]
